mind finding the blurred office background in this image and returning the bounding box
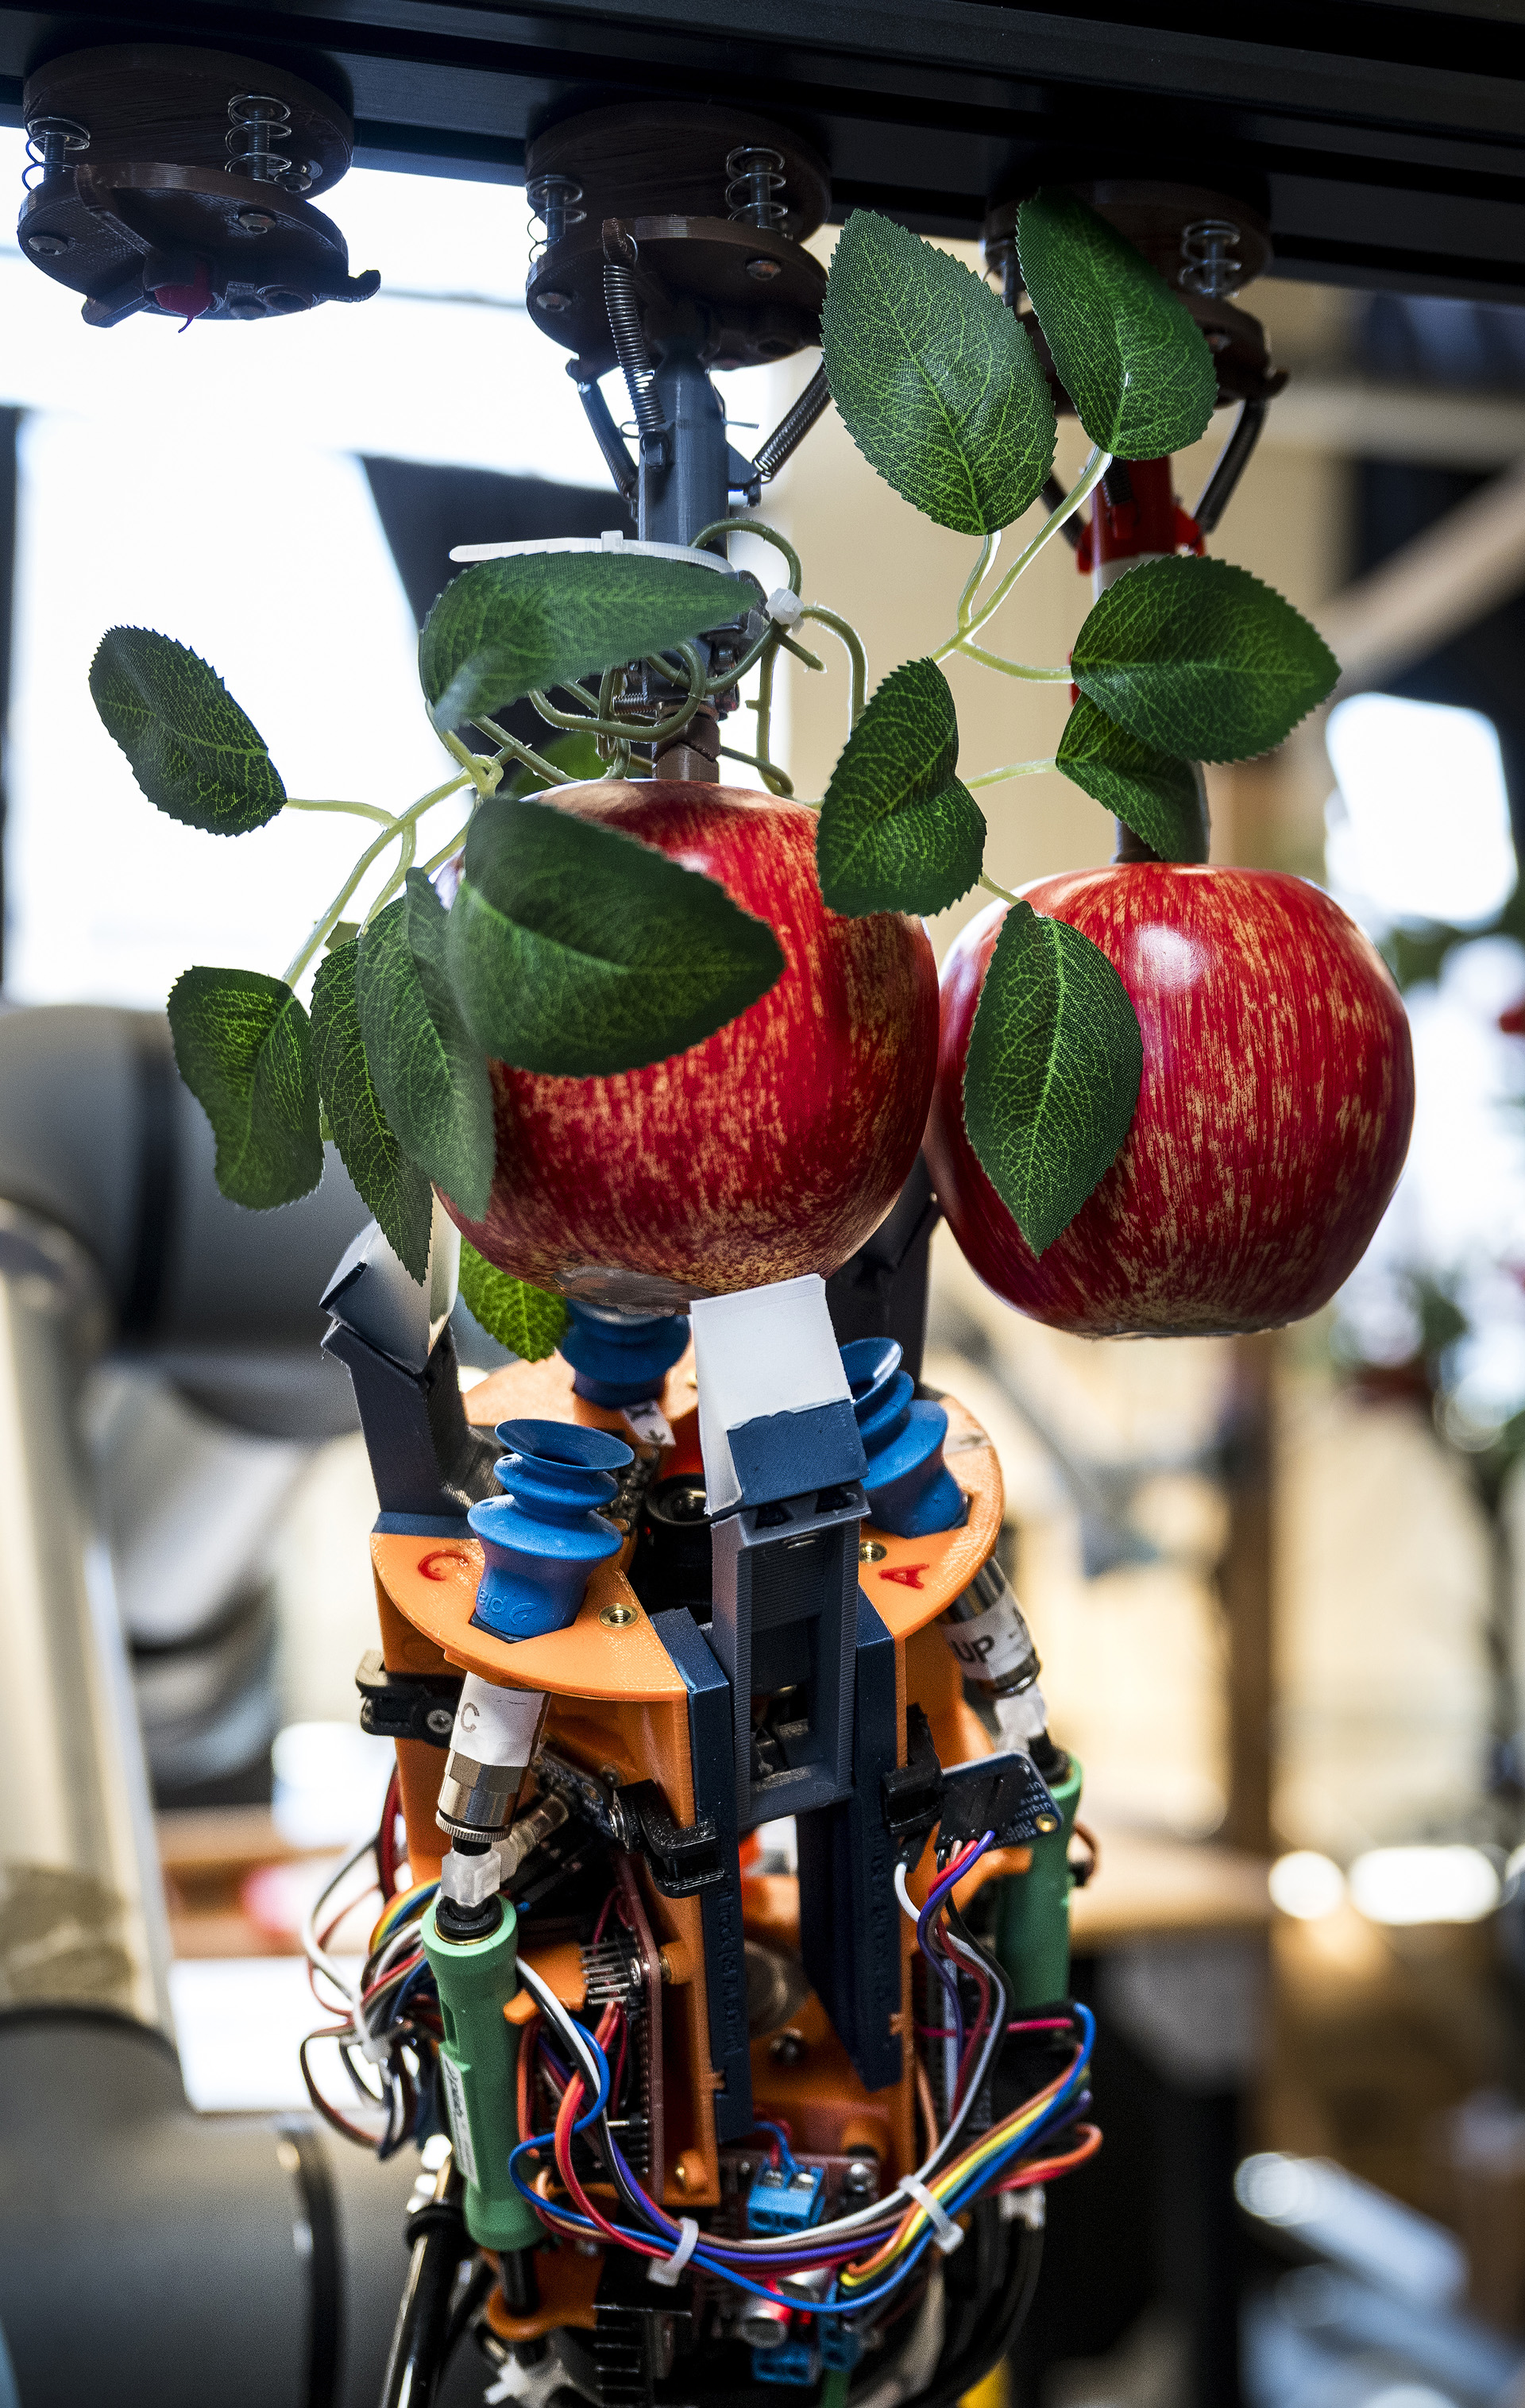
[5,133,1525,2407]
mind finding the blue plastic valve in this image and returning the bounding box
[468,1418,634,1641]
[840,1337,964,1539]
[558,1301,689,1408]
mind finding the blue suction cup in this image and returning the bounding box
[558,1302,689,1408]
[840,1337,964,1540]
[468,1417,635,1641]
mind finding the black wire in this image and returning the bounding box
[944,1896,1013,2125]
[441,2258,497,2368]
[901,2225,1045,2408]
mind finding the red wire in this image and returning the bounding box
[377,1764,402,1900]
[361,1950,423,2008]
[547,2005,666,2260]
[299,2027,378,2147]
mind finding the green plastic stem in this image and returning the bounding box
[992,1752,1084,2010]
[422,1897,542,2251]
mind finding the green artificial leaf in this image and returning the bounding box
[1056,694,1209,862]
[1071,556,1338,762]
[821,211,1056,535]
[458,1239,569,1362]
[311,940,434,1280]
[504,729,606,798]
[419,554,747,731]
[446,794,784,1076]
[963,901,1142,1254]
[168,966,322,1210]
[1016,190,1218,459]
[90,628,285,834]
[817,659,986,915]
[356,873,496,1219]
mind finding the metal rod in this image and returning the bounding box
[567,361,638,502]
[1193,397,1268,535]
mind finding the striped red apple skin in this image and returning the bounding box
[443,783,939,1303]
[926,864,1415,1338]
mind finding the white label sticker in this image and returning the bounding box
[439,2052,478,2185]
[624,1397,675,1451]
[940,1597,1033,1680]
[451,1676,544,1767]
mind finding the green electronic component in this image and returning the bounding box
[992,1751,1083,2010]
[421,1897,542,2251]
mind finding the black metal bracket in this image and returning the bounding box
[620,1783,725,1898]
[879,1712,1061,1852]
[533,1748,726,1899]
[355,1649,461,1748]
[880,1703,944,1849]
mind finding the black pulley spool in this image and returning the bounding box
[629,1474,713,1618]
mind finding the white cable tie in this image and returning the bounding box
[648,2216,701,2286]
[900,2175,963,2255]
[766,586,805,628]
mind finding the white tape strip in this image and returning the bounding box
[901,2175,963,2254]
[647,2215,701,2286]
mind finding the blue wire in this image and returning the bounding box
[748,2120,799,2175]
[388,1959,435,2023]
[597,2004,1097,2279]
[505,1999,1095,2318]
[916,1830,994,2069]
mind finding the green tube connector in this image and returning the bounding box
[992,1751,1083,2010]
[422,1897,542,2251]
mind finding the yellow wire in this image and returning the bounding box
[839,2086,1068,2288]
[368,1885,427,1954]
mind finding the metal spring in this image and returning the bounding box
[225,94,315,193]
[753,362,832,481]
[1179,217,1242,301]
[726,145,786,232]
[603,257,667,440]
[22,115,88,191]
[527,172,585,261]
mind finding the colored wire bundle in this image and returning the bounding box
[299,1768,1103,2372]
[299,1771,443,2156]
[503,1831,1100,2335]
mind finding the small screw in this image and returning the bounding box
[536,288,574,315]
[745,256,782,283]
[859,1540,887,1563]
[237,207,277,234]
[674,2159,689,2193]
[27,231,71,257]
[425,1706,454,1738]
[770,2028,807,2067]
[600,1602,639,1628]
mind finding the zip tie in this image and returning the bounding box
[900,2174,963,2254]
[766,586,804,628]
[647,2215,700,2286]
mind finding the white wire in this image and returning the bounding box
[510,1863,1016,2267]
[625,1867,1014,2259]
[515,1956,609,2099]
[300,1830,377,2021]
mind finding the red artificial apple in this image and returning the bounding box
[444,783,938,1307]
[926,864,1415,1338]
